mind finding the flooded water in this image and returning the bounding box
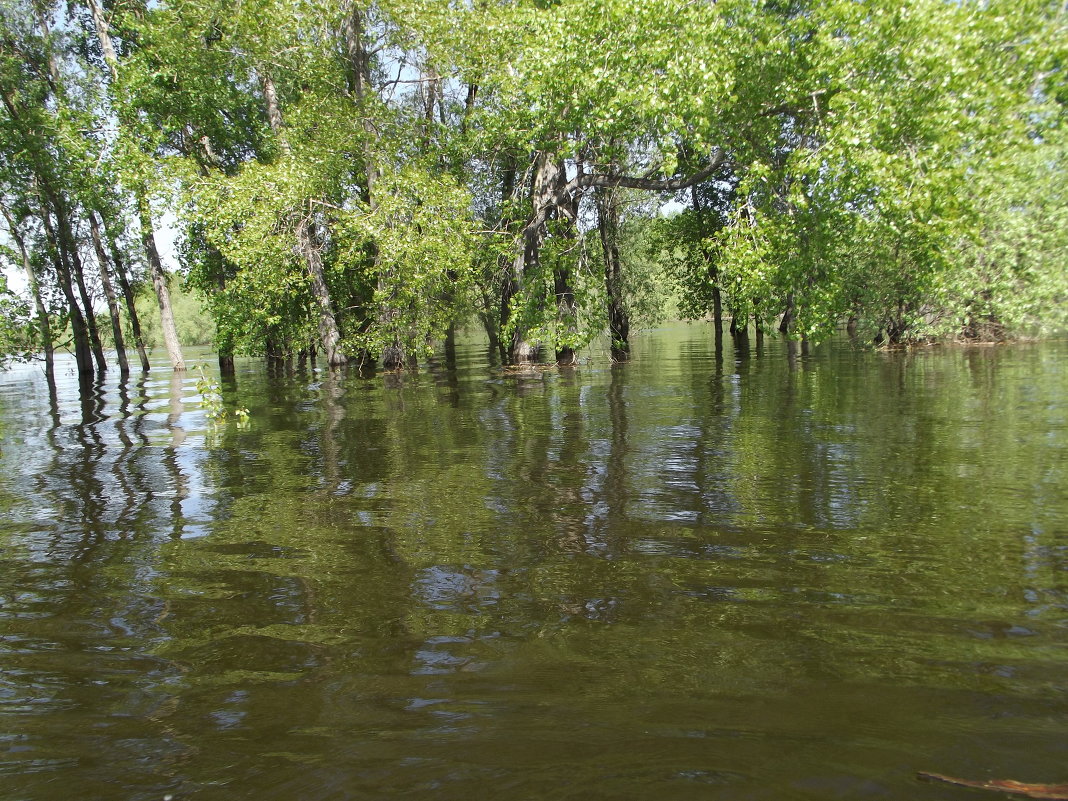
[1,325,1066,800]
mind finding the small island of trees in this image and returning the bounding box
[1,0,1066,377]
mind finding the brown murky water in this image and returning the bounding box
[1,325,1066,800]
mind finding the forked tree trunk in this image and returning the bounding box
[507,151,568,363]
[507,149,727,364]
[345,4,407,369]
[553,182,580,365]
[554,264,578,365]
[41,207,94,375]
[259,69,347,367]
[53,204,107,371]
[780,293,795,335]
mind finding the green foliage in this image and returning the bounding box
[193,362,249,424]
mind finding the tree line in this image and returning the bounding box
[1,0,1065,378]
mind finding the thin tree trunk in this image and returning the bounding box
[85,0,119,81]
[691,185,722,338]
[732,313,750,353]
[184,128,235,375]
[508,226,542,363]
[137,192,186,370]
[554,264,578,365]
[297,216,347,367]
[32,1,62,87]
[89,211,129,373]
[346,6,405,368]
[508,152,567,363]
[101,214,150,371]
[553,179,580,365]
[343,3,379,199]
[70,243,107,371]
[596,185,630,361]
[52,204,107,371]
[496,154,518,362]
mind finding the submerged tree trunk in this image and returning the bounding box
[187,133,237,375]
[732,313,750,354]
[496,154,519,363]
[596,185,630,361]
[507,221,543,362]
[553,179,580,366]
[780,293,795,335]
[554,265,578,365]
[89,212,129,373]
[345,5,410,370]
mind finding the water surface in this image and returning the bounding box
[1,326,1066,800]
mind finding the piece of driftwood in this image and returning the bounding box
[918,772,1068,800]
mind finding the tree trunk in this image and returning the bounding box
[89,211,129,373]
[342,3,379,198]
[732,313,750,353]
[296,216,347,367]
[186,128,236,375]
[42,189,107,372]
[846,312,858,341]
[553,175,580,365]
[53,204,108,371]
[596,185,630,361]
[137,192,185,370]
[41,207,94,375]
[70,250,107,372]
[508,222,543,363]
[346,5,408,369]
[507,152,569,363]
[780,293,795,335]
[84,0,182,370]
[554,264,578,365]
[496,154,518,362]
[85,0,119,81]
[101,214,151,371]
